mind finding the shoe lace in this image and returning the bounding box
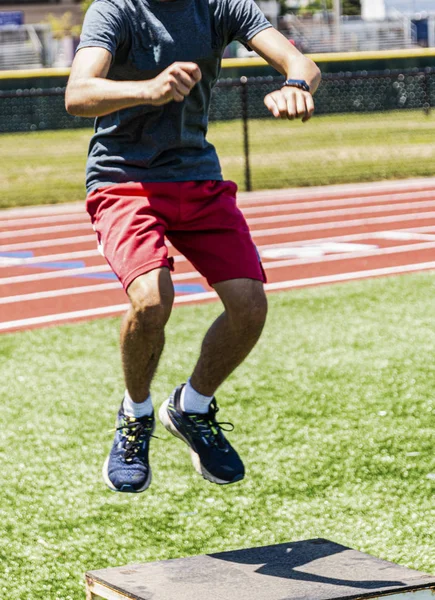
[188,402,234,450]
[116,417,156,461]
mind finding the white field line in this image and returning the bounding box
[2,189,434,230]
[3,240,435,302]
[3,260,435,331]
[4,210,435,254]
[245,199,435,227]
[0,222,91,239]
[4,197,435,242]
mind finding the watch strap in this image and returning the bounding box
[281,79,310,93]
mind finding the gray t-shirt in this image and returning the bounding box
[77,0,271,192]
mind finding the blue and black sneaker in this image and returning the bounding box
[102,403,155,493]
[159,384,244,485]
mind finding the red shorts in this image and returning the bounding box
[86,180,266,290]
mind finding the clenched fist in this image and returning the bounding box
[264,87,314,122]
[146,62,202,106]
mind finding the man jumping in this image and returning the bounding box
[66,0,321,493]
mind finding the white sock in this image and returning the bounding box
[123,389,153,418]
[181,378,213,414]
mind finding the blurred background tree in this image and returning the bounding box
[81,0,93,14]
[46,12,82,39]
[287,0,361,16]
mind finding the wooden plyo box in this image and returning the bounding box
[85,538,435,600]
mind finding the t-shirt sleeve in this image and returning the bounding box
[76,0,127,57]
[223,0,273,47]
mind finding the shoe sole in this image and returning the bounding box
[159,398,244,486]
[102,456,152,493]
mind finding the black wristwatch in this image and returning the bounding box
[281,79,310,93]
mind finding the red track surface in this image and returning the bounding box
[2,177,435,334]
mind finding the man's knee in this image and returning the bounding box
[127,268,174,329]
[221,280,268,332]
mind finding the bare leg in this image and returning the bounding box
[190,278,267,396]
[121,267,174,402]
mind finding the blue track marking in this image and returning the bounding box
[0,251,34,259]
[2,250,207,295]
[174,284,206,294]
[33,260,86,270]
[79,272,118,280]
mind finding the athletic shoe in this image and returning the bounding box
[159,384,244,485]
[102,403,155,493]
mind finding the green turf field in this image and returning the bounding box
[1,110,435,208]
[1,274,434,599]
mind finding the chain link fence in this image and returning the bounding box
[1,67,435,191]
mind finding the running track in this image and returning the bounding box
[2,177,435,334]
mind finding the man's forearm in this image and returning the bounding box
[249,28,321,94]
[268,53,321,94]
[65,78,149,117]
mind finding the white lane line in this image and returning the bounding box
[0,263,198,286]
[0,304,132,331]
[4,240,435,302]
[372,231,435,241]
[242,190,435,216]
[0,203,83,218]
[264,261,435,291]
[2,177,435,220]
[4,224,435,268]
[0,222,91,239]
[246,199,435,227]
[261,240,435,269]
[256,226,435,251]
[0,248,101,267]
[3,260,435,332]
[4,210,435,253]
[0,265,201,294]
[0,282,122,304]
[0,213,89,229]
[236,178,435,205]
[3,225,435,283]
[2,193,435,241]
[0,235,96,252]
[0,264,112,284]
[0,270,201,301]
[249,211,435,238]
[2,189,434,231]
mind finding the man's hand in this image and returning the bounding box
[264,87,314,122]
[146,62,202,106]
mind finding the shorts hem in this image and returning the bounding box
[208,269,267,287]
